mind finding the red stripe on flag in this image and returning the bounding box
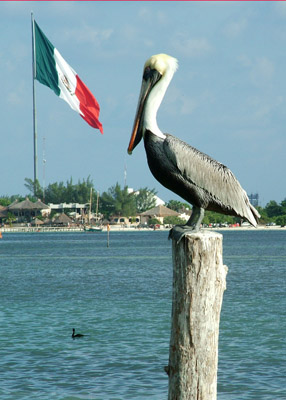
[75,75,103,133]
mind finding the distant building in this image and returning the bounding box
[110,216,137,226]
[127,188,165,206]
[8,198,49,222]
[52,213,74,226]
[248,193,259,207]
[140,205,180,225]
[48,202,89,219]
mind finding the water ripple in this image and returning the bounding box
[0,231,285,399]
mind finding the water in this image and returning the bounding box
[0,230,285,399]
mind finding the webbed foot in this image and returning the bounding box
[169,207,205,243]
[168,225,199,244]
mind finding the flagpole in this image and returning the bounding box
[31,12,38,196]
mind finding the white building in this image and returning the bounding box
[48,202,89,220]
[127,188,165,206]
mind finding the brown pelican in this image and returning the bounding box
[127,54,260,242]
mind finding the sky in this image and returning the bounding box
[1,1,286,207]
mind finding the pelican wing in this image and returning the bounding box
[164,134,259,225]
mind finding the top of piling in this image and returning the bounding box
[184,230,223,239]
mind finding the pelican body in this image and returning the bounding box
[127,54,260,241]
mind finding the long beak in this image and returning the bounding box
[127,69,162,155]
[127,79,151,155]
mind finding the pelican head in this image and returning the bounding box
[127,53,178,155]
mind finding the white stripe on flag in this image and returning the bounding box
[54,48,82,115]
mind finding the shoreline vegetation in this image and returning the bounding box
[1,180,286,230]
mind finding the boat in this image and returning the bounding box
[84,189,103,232]
[84,225,103,232]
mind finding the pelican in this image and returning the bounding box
[127,54,260,242]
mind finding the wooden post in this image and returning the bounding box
[107,223,110,248]
[167,231,228,400]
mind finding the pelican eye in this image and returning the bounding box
[143,67,162,87]
[143,66,152,80]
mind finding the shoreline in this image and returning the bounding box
[1,225,285,234]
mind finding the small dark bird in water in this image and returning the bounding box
[72,328,84,339]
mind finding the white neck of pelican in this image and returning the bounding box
[143,63,176,140]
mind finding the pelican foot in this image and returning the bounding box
[168,225,199,244]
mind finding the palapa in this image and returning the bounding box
[140,205,180,217]
[53,213,73,225]
[8,197,48,211]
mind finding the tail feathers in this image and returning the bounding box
[247,204,261,227]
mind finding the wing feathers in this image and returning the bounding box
[164,135,260,225]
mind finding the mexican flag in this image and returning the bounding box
[33,20,103,133]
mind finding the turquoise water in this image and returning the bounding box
[0,230,285,399]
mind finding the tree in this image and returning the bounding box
[256,206,270,224]
[24,178,43,200]
[0,195,26,207]
[100,183,136,218]
[166,200,191,212]
[71,176,94,204]
[25,176,96,205]
[148,217,161,226]
[202,211,238,226]
[265,200,283,218]
[5,212,16,226]
[44,181,66,203]
[135,187,157,213]
[164,216,185,225]
[280,199,286,215]
[0,196,15,207]
[276,215,286,227]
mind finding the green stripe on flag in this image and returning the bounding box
[34,21,60,96]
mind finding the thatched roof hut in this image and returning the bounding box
[31,218,44,226]
[140,205,180,217]
[8,198,50,222]
[52,213,73,226]
[34,199,50,210]
[9,198,49,211]
[9,198,36,210]
[140,205,180,224]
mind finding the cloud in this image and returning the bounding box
[158,85,194,117]
[0,43,29,80]
[162,85,215,118]
[180,97,198,116]
[61,24,113,46]
[250,57,275,85]
[157,11,168,25]
[138,7,168,25]
[171,34,212,58]
[238,55,275,86]
[7,81,27,106]
[222,18,247,38]
[237,54,252,68]
[8,91,22,105]
[246,95,284,121]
